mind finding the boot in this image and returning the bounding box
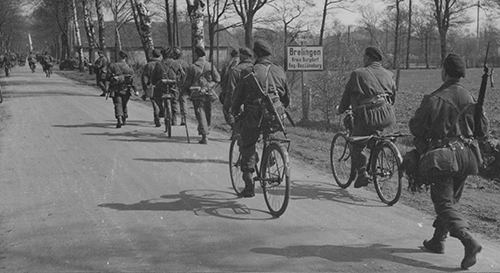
[154,118,161,127]
[455,229,482,269]
[354,168,371,188]
[422,228,447,254]
[122,116,127,125]
[240,172,255,198]
[198,135,208,144]
[116,116,123,128]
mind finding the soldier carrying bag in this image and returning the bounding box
[189,64,218,102]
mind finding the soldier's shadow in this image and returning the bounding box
[98,189,273,220]
[251,244,460,272]
[134,158,228,165]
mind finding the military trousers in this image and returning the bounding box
[238,109,262,172]
[222,89,235,126]
[112,92,130,119]
[193,98,212,136]
[96,71,106,92]
[179,90,189,118]
[351,123,380,174]
[430,175,468,237]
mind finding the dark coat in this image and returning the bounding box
[151,58,185,97]
[184,57,221,92]
[106,60,134,94]
[141,57,161,98]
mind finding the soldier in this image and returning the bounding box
[409,54,482,270]
[171,47,190,126]
[231,40,290,198]
[151,47,185,127]
[337,46,396,188]
[95,50,109,96]
[220,48,240,127]
[28,51,37,72]
[226,47,254,138]
[105,50,135,128]
[40,51,54,77]
[141,49,163,127]
[184,45,221,144]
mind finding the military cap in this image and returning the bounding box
[443,53,466,78]
[230,48,239,57]
[239,47,253,57]
[118,50,128,59]
[171,47,182,59]
[152,49,161,58]
[194,45,206,57]
[365,46,382,61]
[253,40,272,57]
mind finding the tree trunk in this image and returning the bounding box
[95,0,106,51]
[405,0,412,69]
[83,0,97,73]
[438,29,447,64]
[208,25,216,63]
[244,14,254,48]
[187,0,205,62]
[173,0,179,46]
[425,32,429,69]
[70,0,84,71]
[165,0,173,46]
[319,0,328,46]
[393,0,401,69]
[131,0,155,61]
[114,26,122,61]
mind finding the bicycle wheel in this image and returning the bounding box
[229,137,245,195]
[330,133,354,188]
[262,142,290,218]
[371,141,402,206]
[164,98,172,138]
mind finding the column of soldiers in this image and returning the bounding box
[94,41,484,270]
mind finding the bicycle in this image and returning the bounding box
[160,79,190,142]
[330,109,405,206]
[229,123,291,218]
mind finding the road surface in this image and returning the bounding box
[1,67,499,272]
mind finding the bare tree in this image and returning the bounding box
[83,0,98,68]
[389,0,404,69]
[107,0,134,61]
[70,0,84,71]
[206,0,232,63]
[405,0,412,69]
[130,0,155,61]
[0,0,23,52]
[232,0,270,47]
[432,0,474,63]
[187,0,206,61]
[319,0,351,46]
[95,0,106,50]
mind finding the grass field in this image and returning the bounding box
[56,66,500,242]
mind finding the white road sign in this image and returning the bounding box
[286,46,324,71]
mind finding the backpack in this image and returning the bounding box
[156,60,184,94]
[189,63,218,102]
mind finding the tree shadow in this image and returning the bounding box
[251,244,460,272]
[290,180,386,207]
[98,189,274,220]
[134,158,228,165]
[53,120,153,129]
[1,90,97,98]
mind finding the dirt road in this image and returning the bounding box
[1,67,499,272]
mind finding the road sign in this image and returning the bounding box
[286,46,324,71]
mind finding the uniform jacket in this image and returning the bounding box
[184,57,221,92]
[94,56,109,74]
[409,79,480,176]
[151,58,185,96]
[228,58,254,97]
[231,57,290,115]
[220,56,240,91]
[141,57,161,97]
[106,60,134,94]
[339,62,396,113]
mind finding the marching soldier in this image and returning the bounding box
[151,47,185,127]
[95,50,109,96]
[225,47,253,138]
[409,54,482,270]
[141,49,163,127]
[105,50,135,128]
[184,45,220,144]
[172,47,190,126]
[220,48,240,127]
[231,40,290,197]
[338,46,396,188]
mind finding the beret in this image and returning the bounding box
[239,47,253,57]
[253,40,272,57]
[118,50,128,59]
[230,48,239,57]
[365,47,382,61]
[443,53,466,78]
[152,49,161,58]
[194,45,206,57]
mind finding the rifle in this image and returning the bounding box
[474,42,492,138]
[244,70,290,138]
